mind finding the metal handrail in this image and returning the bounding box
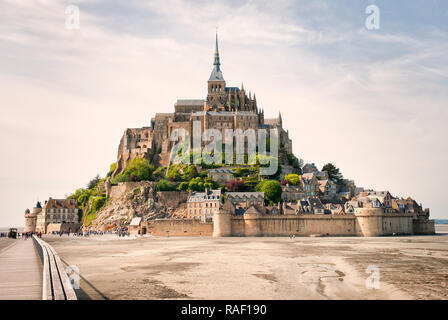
[32,235,77,300]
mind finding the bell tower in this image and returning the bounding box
[206,30,227,111]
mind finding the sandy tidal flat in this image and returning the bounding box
[45,227,448,300]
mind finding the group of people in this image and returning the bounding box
[118,230,130,237]
[1,229,131,238]
[50,230,72,237]
[21,232,42,239]
[0,231,42,239]
[48,230,125,237]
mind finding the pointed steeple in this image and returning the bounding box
[278,111,282,125]
[214,29,221,71]
[253,93,257,111]
[209,29,224,81]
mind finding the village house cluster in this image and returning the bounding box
[185,162,430,222]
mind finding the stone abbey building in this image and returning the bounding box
[112,33,292,176]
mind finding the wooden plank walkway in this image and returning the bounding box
[0,239,42,300]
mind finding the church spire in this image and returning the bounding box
[209,28,224,81]
[214,29,220,71]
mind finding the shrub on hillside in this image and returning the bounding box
[155,179,176,191]
[256,180,282,204]
[226,179,245,192]
[177,182,189,191]
[110,158,154,183]
[284,174,300,185]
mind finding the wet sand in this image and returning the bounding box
[44,226,448,300]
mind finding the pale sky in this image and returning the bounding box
[1,0,447,227]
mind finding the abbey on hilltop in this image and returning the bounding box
[112,32,293,176]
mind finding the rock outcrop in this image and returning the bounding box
[84,182,187,231]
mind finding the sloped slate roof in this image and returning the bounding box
[44,199,77,209]
[227,192,264,200]
[209,168,234,174]
[188,190,221,202]
[209,67,224,81]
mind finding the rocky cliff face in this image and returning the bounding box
[84,182,186,231]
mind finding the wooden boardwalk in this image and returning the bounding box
[0,239,42,300]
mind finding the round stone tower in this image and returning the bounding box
[243,206,262,236]
[213,200,233,237]
[24,208,36,233]
[24,201,42,233]
[354,208,383,236]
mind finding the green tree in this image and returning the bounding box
[167,166,181,181]
[177,182,189,191]
[87,175,101,190]
[153,166,166,180]
[287,153,304,170]
[256,180,282,204]
[322,163,343,184]
[182,165,199,181]
[107,163,116,177]
[189,177,205,192]
[233,167,250,177]
[77,193,90,208]
[243,176,259,191]
[155,179,176,191]
[91,194,107,213]
[123,158,154,181]
[284,174,300,185]
[111,173,128,184]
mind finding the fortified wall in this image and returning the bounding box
[148,219,213,236]
[149,207,435,237]
[46,223,83,234]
